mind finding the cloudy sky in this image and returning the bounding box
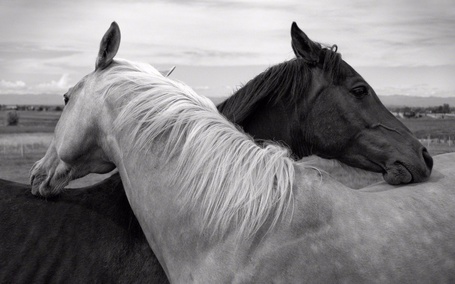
[0,0,454,99]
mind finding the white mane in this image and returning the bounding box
[103,59,295,239]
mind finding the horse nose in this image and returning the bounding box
[422,148,433,172]
[410,147,433,183]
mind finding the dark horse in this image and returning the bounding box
[1,23,431,283]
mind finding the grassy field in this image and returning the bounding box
[1,110,454,188]
[401,117,455,139]
[0,110,59,134]
[400,117,455,156]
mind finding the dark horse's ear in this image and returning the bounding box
[96,22,121,71]
[291,22,320,64]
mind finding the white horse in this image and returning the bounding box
[31,22,455,283]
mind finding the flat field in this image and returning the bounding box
[402,117,455,139]
[399,117,455,156]
[0,110,59,134]
[0,110,454,188]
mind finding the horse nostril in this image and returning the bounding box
[422,148,433,171]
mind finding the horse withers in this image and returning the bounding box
[30,22,455,283]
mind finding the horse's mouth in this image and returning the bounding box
[30,174,39,194]
[382,162,413,185]
[30,168,71,197]
[30,165,47,196]
[30,172,50,197]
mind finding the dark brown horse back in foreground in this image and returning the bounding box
[0,175,168,283]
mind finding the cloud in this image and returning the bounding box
[1,0,454,97]
[3,0,454,69]
[193,86,210,90]
[0,74,70,95]
[36,73,71,91]
[0,79,27,94]
[0,79,26,89]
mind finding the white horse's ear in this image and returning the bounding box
[96,22,121,70]
[290,22,320,64]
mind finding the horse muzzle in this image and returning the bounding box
[30,160,71,197]
[383,148,433,185]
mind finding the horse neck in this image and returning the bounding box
[106,129,248,282]
[217,59,314,158]
[240,100,293,144]
[104,107,300,280]
[107,129,196,280]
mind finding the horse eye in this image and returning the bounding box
[63,93,69,105]
[351,86,368,99]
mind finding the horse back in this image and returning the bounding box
[0,175,168,283]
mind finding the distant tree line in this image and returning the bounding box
[0,105,63,111]
[388,104,453,115]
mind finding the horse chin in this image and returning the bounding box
[382,162,413,185]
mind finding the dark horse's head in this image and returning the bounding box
[218,22,432,185]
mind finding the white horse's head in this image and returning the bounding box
[30,23,124,196]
